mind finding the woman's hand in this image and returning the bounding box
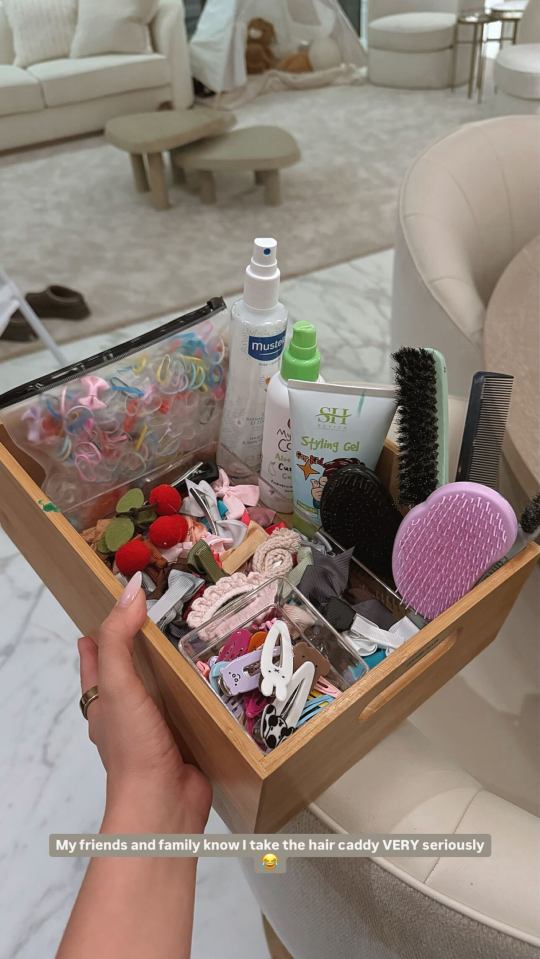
[78,571,211,833]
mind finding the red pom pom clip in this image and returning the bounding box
[115,539,152,577]
[149,484,182,516]
[148,515,188,549]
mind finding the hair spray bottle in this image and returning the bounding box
[218,238,288,472]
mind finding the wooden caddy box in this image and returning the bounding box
[0,428,538,833]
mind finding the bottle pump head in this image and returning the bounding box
[243,237,280,311]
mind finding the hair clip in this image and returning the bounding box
[209,661,227,694]
[196,660,210,679]
[292,641,330,685]
[260,620,294,702]
[187,541,227,585]
[296,694,333,728]
[258,661,315,750]
[186,571,269,629]
[313,676,340,699]
[248,629,268,652]
[147,571,203,627]
[252,528,301,576]
[219,648,265,696]
[212,469,260,517]
[298,547,354,607]
[219,628,252,661]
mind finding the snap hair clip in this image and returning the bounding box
[219,648,265,696]
[313,676,340,699]
[297,693,333,728]
[219,628,252,662]
[258,660,315,750]
[292,641,330,686]
[260,620,294,702]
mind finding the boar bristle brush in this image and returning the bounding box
[392,347,448,508]
[520,494,540,537]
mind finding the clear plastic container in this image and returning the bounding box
[180,576,367,752]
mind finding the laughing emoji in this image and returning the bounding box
[261,853,278,871]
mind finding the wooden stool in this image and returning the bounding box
[105,107,235,210]
[172,125,301,206]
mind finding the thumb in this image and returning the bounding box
[98,572,148,693]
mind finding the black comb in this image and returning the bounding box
[456,372,513,489]
[319,463,403,582]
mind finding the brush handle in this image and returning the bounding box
[430,349,449,487]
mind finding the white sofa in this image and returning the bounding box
[391,115,540,397]
[367,0,478,89]
[0,0,193,152]
[495,0,540,115]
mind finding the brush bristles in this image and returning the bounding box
[521,493,540,535]
[392,347,439,507]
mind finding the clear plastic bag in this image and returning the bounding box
[0,298,227,528]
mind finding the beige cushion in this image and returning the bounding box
[485,235,540,494]
[495,43,540,100]
[0,64,44,116]
[424,790,540,939]
[70,0,158,58]
[0,2,15,64]
[310,723,540,939]
[3,0,76,68]
[175,125,301,171]
[311,723,481,883]
[368,12,456,53]
[28,53,170,108]
[105,106,235,153]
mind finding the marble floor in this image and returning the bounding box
[0,250,394,959]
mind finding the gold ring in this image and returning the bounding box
[79,685,99,720]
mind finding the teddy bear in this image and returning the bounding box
[245,17,277,74]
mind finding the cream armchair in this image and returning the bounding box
[390,115,540,396]
[0,0,192,152]
[241,406,540,959]
[367,0,478,88]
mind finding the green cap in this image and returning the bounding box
[280,321,320,382]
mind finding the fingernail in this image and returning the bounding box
[117,571,143,608]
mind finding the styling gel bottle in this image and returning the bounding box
[259,321,321,513]
[218,238,288,472]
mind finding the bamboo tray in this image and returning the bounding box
[0,428,537,833]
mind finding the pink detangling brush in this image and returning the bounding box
[392,482,518,620]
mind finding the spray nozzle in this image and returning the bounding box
[243,237,280,309]
[250,237,278,275]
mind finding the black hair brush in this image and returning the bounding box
[392,347,449,507]
[319,463,403,582]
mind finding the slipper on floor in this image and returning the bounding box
[15,285,90,321]
[1,314,38,342]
